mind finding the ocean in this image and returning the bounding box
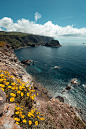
[14,44,86,120]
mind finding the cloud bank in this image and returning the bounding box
[0,16,86,43]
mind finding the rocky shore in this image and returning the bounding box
[0,43,86,129]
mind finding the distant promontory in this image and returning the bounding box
[0,31,61,48]
[45,39,61,47]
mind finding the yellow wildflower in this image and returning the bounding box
[5,82,9,85]
[1,88,4,91]
[16,107,20,110]
[19,86,22,90]
[17,91,21,94]
[11,87,15,90]
[28,120,32,125]
[0,79,3,82]
[35,121,38,125]
[36,112,40,115]
[21,115,25,118]
[15,87,18,90]
[8,86,12,88]
[21,92,24,96]
[28,112,32,117]
[30,96,34,100]
[15,111,19,115]
[37,93,39,96]
[10,93,16,97]
[27,93,30,97]
[10,97,15,102]
[11,82,16,85]
[31,109,35,114]
[0,84,5,87]
[40,117,45,120]
[15,118,20,122]
[22,119,27,123]
[16,122,19,125]
[34,94,36,97]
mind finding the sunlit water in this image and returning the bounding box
[14,44,86,120]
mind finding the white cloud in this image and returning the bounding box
[0,17,86,44]
[34,12,42,22]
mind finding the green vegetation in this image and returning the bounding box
[0,31,53,49]
[59,121,64,128]
[74,116,86,129]
[47,105,54,115]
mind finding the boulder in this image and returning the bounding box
[65,85,71,90]
[55,96,64,102]
[21,60,31,65]
[0,88,6,115]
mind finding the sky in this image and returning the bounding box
[0,0,86,45]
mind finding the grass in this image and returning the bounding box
[59,121,64,128]
[47,105,54,115]
[74,116,86,129]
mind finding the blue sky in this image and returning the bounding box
[0,0,86,44]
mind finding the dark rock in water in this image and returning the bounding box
[31,44,35,47]
[62,85,71,94]
[55,96,64,102]
[21,60,31,65]
[66,85,71,90]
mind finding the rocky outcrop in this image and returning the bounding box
[55,96,64,102]
[0,89,6,115]
[45,39,61,47]
[62,85,71,93]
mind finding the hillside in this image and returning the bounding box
[0,31,53,49]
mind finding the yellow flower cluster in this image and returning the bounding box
[0,70,45,128]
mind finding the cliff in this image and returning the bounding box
[0,31,53,49]
[45,39,61,47]
[0,43,86,129]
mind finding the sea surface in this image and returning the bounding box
[14,44,86,120]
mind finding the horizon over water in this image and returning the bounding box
[14,43,86,120]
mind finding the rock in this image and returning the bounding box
[21,60,31,65]
[62,85,71,93]
[0,88,6,115]
[55,96,64,102]
[54,66,59,69]
[62,89,66,94]
[65,85,71,90]
[0,123,5,129]
[70,78,78,84]
[0,103,21,129]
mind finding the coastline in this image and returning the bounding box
[0,43,86,128]
[14,45,86,123]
